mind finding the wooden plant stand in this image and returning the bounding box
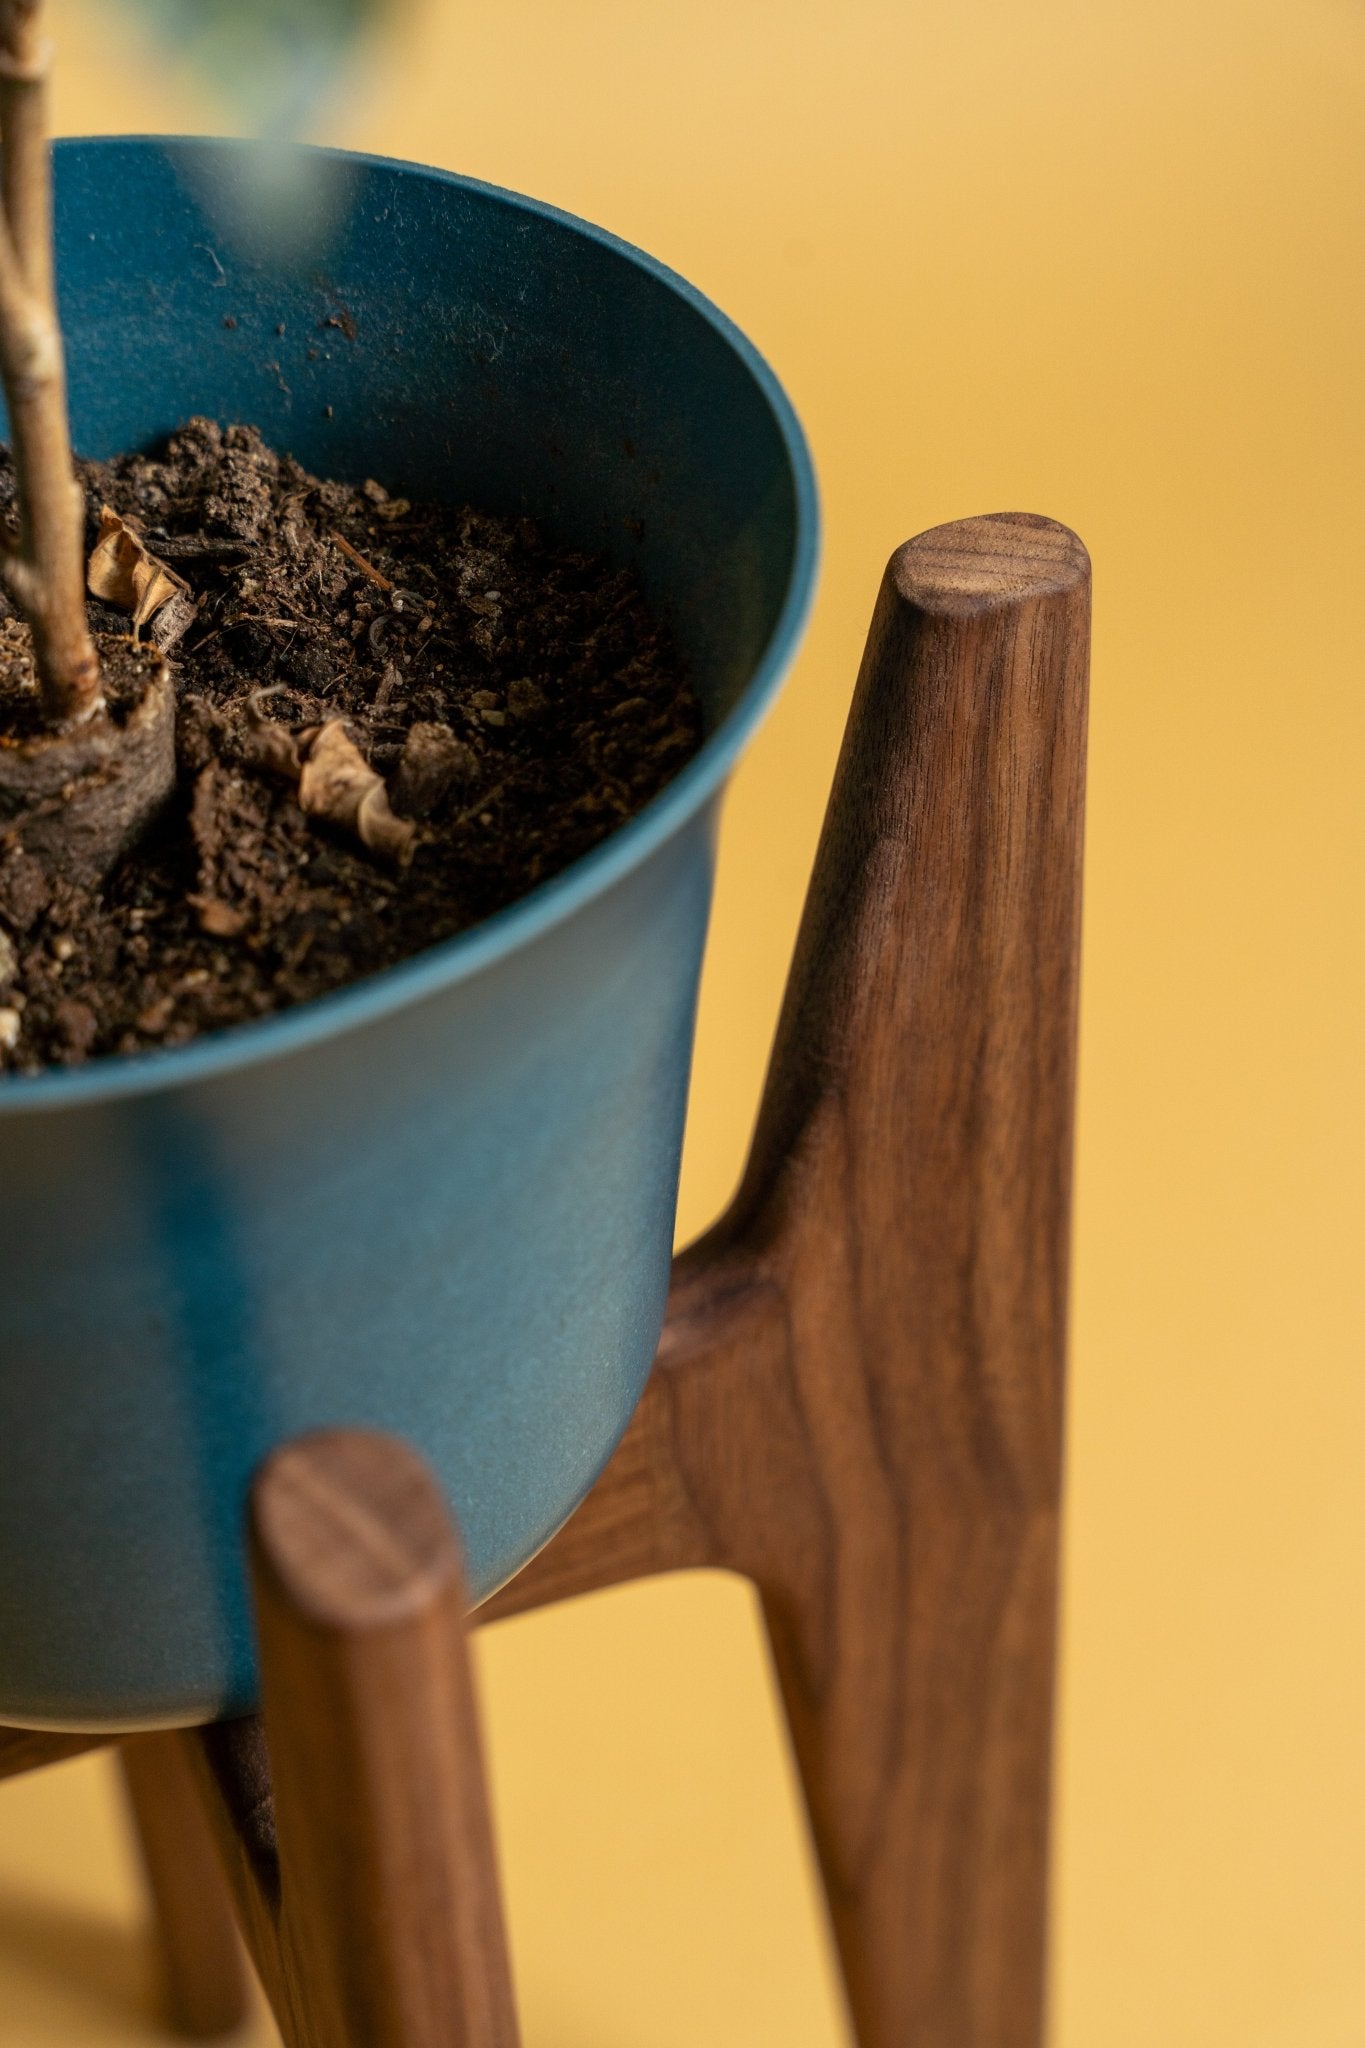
[0,512,1090,2048]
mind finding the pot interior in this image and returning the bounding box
[47,138,811,751]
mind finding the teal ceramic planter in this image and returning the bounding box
[0,139,817,1730]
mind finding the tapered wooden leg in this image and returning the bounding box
[185,1429,521,2048]
[0,1726,110,1781]
[119,1732,250,2037]
[488,513,1090,2048]
[740,514,1089,2048]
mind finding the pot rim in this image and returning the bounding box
[0,137,819,1115]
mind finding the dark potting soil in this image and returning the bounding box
[0,420,702,1075]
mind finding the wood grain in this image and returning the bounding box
[487,512,1090,2048]
[119,1731,250,2037]
[0,1726,108,1780]
[188,1429,521,2048]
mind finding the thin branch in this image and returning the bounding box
[330,529,394,591]
[0,530,39,612]
[0,0,100,725]
[0,166,31,333]
[0,2,51,302]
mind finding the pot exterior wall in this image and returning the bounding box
[0,140,815,1728]
[0,809,713,1726]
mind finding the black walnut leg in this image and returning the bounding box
[491,512,1090,2048]
[120,1731,251,2037]
[0,1726,108,1780]
[741,513,1089,2047]
[184,1430,521,2048]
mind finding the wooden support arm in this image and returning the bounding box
[0,1726,107,1780]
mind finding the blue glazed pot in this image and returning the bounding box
[0,139,817,1730]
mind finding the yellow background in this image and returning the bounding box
[3,0,1363,2041]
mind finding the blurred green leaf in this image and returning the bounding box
[118,0,395,129]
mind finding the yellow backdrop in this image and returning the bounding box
[3,1,1363,2042]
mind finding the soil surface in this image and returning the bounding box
[0,420,701,1075]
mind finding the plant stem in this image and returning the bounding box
[0,0,100,726]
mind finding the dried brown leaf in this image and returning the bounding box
[242,692,304,781]
[87,506,196,641]
[297,719,416,867]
